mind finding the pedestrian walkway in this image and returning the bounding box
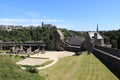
[16,51,75,70]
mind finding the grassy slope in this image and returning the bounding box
[40,52,118,80]
[0,55,44,80]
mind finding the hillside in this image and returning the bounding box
[100,29,120,49]
[0,26,84,42]
[40,52,118,80]
[0,54,44,80]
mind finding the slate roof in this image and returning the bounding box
[69,36,85,46]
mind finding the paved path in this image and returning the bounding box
[31,51,75,58]
[38,58,58,70]
[17,51,75,70]
[16,58,49,66]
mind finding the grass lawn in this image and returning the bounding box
[39,52,118,80]
[0,50,8,52]
[0,54,44,80]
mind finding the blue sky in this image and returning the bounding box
[0,0,120,31]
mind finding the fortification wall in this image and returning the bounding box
[93,47,120,79]
[95,46,120,57]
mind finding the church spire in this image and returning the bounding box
[97,24,98,32]
[42,22,44,28]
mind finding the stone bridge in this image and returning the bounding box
[0,42,47,54]
[93,46,120,79]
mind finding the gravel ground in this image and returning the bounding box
[30,51,75,59]
[16,51,75,66]
[16,58,49,66]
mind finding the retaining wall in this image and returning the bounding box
[93,47,120,79]
[95,46,120,57]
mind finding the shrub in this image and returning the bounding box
[15,55,19,58]
[20,56,26,59]
[26,66,38,73]
[76,52,82,55]
[9,54,12,57]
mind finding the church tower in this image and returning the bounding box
[42,22,44,28]
[97,24,99,32]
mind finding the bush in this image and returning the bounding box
[9,54,12,57]
[15,55,19,58]
[26,66,38,73]
[20,56,26,59]
[76,52,82,55]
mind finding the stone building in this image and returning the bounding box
[50,30,85,52]
[0,25,23,31]
[50,30,65,50]
[84,31,104,52]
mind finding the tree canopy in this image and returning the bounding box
[100,29,120,49]
[0,26,85,43]
[0,27,57,42]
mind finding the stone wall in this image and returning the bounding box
[95,46,120,57]
[50,30,65,50]
[93,46,120,79]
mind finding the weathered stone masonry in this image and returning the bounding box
[93,46,120,79]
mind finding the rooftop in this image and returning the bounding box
[88,32,103,39]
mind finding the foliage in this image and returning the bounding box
[20,55,26,59]
[58,28,70,41]
[8,54,21,62]
[68,30,85,38]
[0,55,44,80]
[0,26,85,44]
[75,51,82,55]
[58,28,85,41]
[100,29,120,49]
[26,66,38,73]
[15,54,19,58]
[0,26,57,42]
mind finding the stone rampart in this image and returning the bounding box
[95,46,120,57]
[93,46,120,79]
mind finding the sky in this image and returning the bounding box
[0,0,120,31]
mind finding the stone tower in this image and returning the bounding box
[97,24,99,32]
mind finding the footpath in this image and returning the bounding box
[17,51,75,70]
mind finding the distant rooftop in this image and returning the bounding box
[69,36,85,46]
[88,32,103,39]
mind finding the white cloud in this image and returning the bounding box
[56,24,76,30]
[0,18,63,25]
